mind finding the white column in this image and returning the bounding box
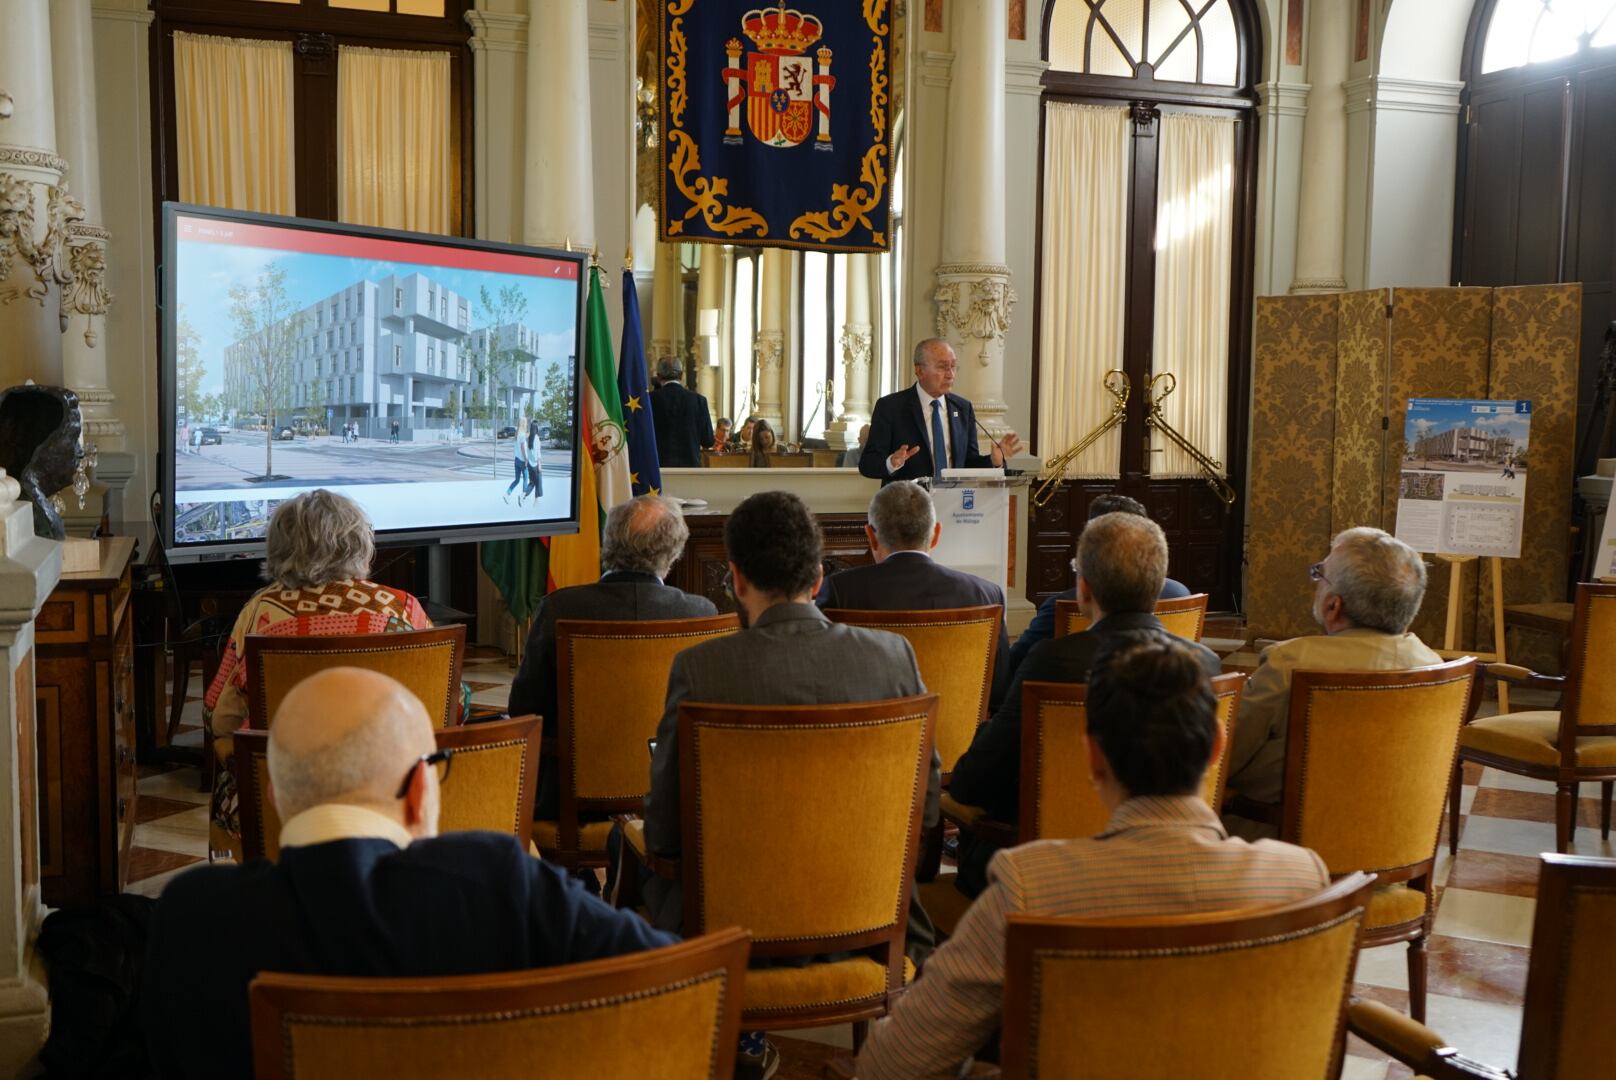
[1290,0,1350,293]
[523,0,594,251]
[52,0,119,452]
[0,469,60,1071]
[826,252,873,450]
[0,0,73,391]
[753,247,788,431]
[694,244,726,416]
[934,0,1015,446]
[649,241,683,363]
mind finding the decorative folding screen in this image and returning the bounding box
[1247,284,1580,648]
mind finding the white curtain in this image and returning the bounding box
[337,46,453,233]
[173,33,296,214]
[1037,103,1130,478]
[1152,111,1235,478]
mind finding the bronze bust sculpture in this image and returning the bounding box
[0,384,83,540]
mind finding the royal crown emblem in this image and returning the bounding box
[721,6,836,150]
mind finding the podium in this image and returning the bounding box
[924,472,1027,598]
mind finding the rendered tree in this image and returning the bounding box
[535,359,575,446]
[304,376,331,431]
[174,306,205,424]
[468,284,529,430]
[227,263,306,480]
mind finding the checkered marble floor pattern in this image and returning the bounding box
[132,657,1608,1079]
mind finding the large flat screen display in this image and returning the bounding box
[160,204,584,562]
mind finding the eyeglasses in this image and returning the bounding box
[1308,561,1331,585]
[395,748,454,799]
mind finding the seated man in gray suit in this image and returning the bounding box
[508,494,716,820]
[1223,526,1439,837]
[948,510,1222,895]
[817,480,1011,711]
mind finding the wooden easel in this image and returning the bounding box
[1434,554,1509,713]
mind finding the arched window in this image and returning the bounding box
[1047,0,1243,85]
[1457,0,1616,476]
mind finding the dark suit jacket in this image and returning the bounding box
[859,385,995,484]
[642,602,935,932]
[816,551,1013,712]
[142,831,675,1080]
[507,571,717,818]
[651,381,714,468]
[1008,577,1193,675]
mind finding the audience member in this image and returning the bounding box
[1224,527,1438,832]
[144,668,674,1080]
[1008,493,1191,674]
[948,511,1221,894]
[712,416,733,452]
[507,494,715,821]
[650,356,714,468]
[816,480,1011,711]
[838,423,870,468]
[853,637,1331,1080]
[202,489,436,860]
[748,419,778,467]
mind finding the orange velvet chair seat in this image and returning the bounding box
[1459,712,1616,768]
[741,957,914,1015]
[532,820,613,854]
[915,877,976,940]
[1366,883,1430,931]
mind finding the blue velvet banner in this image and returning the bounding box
[659,1,893,252]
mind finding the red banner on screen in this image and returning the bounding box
[174,214,580,280]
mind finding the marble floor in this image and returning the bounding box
[131,650,1609,1079]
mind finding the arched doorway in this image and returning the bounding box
[1029,0,1263,611]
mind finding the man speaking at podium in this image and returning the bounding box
[860,339,1022,485]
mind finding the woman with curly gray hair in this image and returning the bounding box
[202,489,433,857]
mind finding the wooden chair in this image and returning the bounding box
[537,614,741,869]
[248,927,751,1079]
[234,715,541,862]
[1276,659,1476,1024]
[243,624,467,729]
[1451,583,1616,854]
[1054,593,1209,641]
[624,694,937,1040]
[1001,873,1376,1079]
[1349,853,1616,1079]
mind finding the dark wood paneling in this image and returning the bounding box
[665,513,873,613]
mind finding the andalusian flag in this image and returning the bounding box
[547,264,631,589]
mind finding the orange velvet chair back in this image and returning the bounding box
[1281,659,1476,879]
[244,624,466,729]
[822,605,1001,776]
[247,928,751,1079]
[1518,853,1616,1078]
[1000,873,1375,1080]
[234,716,540,862]
[1054,593,1209,641]
[1018,673,1245,845]
[1560,583,1616,746]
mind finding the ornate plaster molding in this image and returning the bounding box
[63,220,114,346]
[754,329,785,371]
[1289,276,1347,294]
[933,264,1016,363]
[0,147,69,174]
[0,172,84,312]
[839,324,872,371]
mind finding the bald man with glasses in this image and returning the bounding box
[142,667,673,1080]
[860,338,1023,485]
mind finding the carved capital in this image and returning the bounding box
[63,221,114,346]
[839,324,872,371]
[754,329,784,371]
[0,169,83,313]
[932,264,1017,363]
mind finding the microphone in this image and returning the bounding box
[975,416,1005,461]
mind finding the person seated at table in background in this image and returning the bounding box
[749,419,778,468]
[712,417,733,453]
[838,423,871,468]
[851,636,1330,1080]
[202,489,438,861]
[145,668,675,1080]
[734,416,757,452]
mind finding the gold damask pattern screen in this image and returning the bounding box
[1246,296,1339,641]
[1333,290,1390,537]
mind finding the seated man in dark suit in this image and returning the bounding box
[816,479,1011,711]
[650,356,714,468]
[508,493,716,821]
[948,511,1223,895]
[1008,493,1191,675]
[143,668,673,1080]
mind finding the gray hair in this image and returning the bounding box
[655,356,682,383]
[1326,526,1427,634]
[868,481,935,551]
[264,489,374,589]
[1077,512,1168,615]
[912,337,953,371]
[600,494,690,578]
[267,684,426,821]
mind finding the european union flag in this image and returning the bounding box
[618,269,662,497]
[659,1,893,252]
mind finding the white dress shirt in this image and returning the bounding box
[887,384,952,473]
[279,803,415,850]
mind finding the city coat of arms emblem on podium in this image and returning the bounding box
[720,7,835,150]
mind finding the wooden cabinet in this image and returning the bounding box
[35,538,139,907]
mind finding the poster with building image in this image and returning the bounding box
[1394,398,1532,558]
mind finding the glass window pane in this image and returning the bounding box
[1154,34,1199,83]
[397,0,445,15]
[801,252,830,439]
[733,257,756,422]
[1098,0,1145,67]
[878,251,895,398]
[330,0,389,10]
[1089,29,1137,78]
[1148,0,1193,69]
[830,254,848,435]
[1199,2,1239,86]
[1530,3,1582,64]
[1482,0,1542,73]
[1049,0,1085,72]
[1595,8,1616,47]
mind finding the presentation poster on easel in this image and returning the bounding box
[1394,398,1532,558]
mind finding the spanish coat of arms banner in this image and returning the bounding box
[658,1,894,253]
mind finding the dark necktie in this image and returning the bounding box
[930,398,947,481]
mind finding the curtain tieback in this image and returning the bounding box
[1145,372,1238,508]
[1033,370,1131,507]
